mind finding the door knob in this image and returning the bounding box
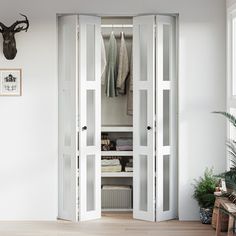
[147,126,151,130]
[82,126,87,131]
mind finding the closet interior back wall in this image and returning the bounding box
[100,17,134,212]
[101,17,133,126]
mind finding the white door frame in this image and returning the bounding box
[58,14,178,221]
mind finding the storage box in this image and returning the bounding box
[102,186,132,209]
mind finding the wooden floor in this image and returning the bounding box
[0,213,224,236]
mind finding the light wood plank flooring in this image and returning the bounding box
[0,213,224,236]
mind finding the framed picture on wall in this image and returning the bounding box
[0,69,22,96]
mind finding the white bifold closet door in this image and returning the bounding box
[58,15,78,221]
[58,15,101,222]
[78,15,101,221]
[156,15,177,221]
[133,15,177,222]
[133,15,156,222]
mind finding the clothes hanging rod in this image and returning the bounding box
[101,24,133,28]
[102,34,133,39]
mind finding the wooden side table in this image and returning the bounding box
[215,197,236,236]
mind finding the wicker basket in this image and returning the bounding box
[211,198,229,232]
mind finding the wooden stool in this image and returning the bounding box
[212,197,229,231]
[215,198,236,236]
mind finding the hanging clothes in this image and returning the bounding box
[116,32,129,94]
[105,32,118,97]
[127,50,133,116]
[129,51,133,92]
[101,34,107,85]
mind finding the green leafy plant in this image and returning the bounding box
[193,168,217,209]
[213,111,236,192]
[212,111,236,128]
[225,170,236,191]
[226,140,236,170]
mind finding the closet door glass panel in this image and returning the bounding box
[139,25,148,81]
[163,90,170,146]
[86,90,95,146]
[78,15,101,221]
[139,155,148,211]
[140,90,148,146]
[87,155,95,211]
[86,24,95,81]
[163,25,170,81]
[163,155,170,211]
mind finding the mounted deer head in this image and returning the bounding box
[0,14,29,60]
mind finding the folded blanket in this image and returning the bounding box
[116,145,133,151]
[116,138,133,146]
[101,159,120,166]
[125,166,133,172]
[102,165,122,172]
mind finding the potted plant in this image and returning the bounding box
[193,168,217,224]
[213,111,236,193]
[224,140,236,192]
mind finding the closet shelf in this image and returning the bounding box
[102,208,133,212]
[101,125,133,132]
[78,151,132,156]
[101,151,133,156]
[102,172,133,178]
[78,171,132,178]
[101,24,133,28]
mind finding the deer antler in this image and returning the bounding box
[10,14,29,33]
[0,22,7,33]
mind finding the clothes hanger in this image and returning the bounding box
[111,24,114,35]
[120,25,125,39]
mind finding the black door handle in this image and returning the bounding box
[82,126,87,131]
[147,126,151,130]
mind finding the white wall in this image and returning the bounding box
[227,0,236,7]
[0,0,226,220]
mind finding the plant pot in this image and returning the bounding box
[200,207,213,224]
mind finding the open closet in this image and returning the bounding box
[58,14,178,222]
